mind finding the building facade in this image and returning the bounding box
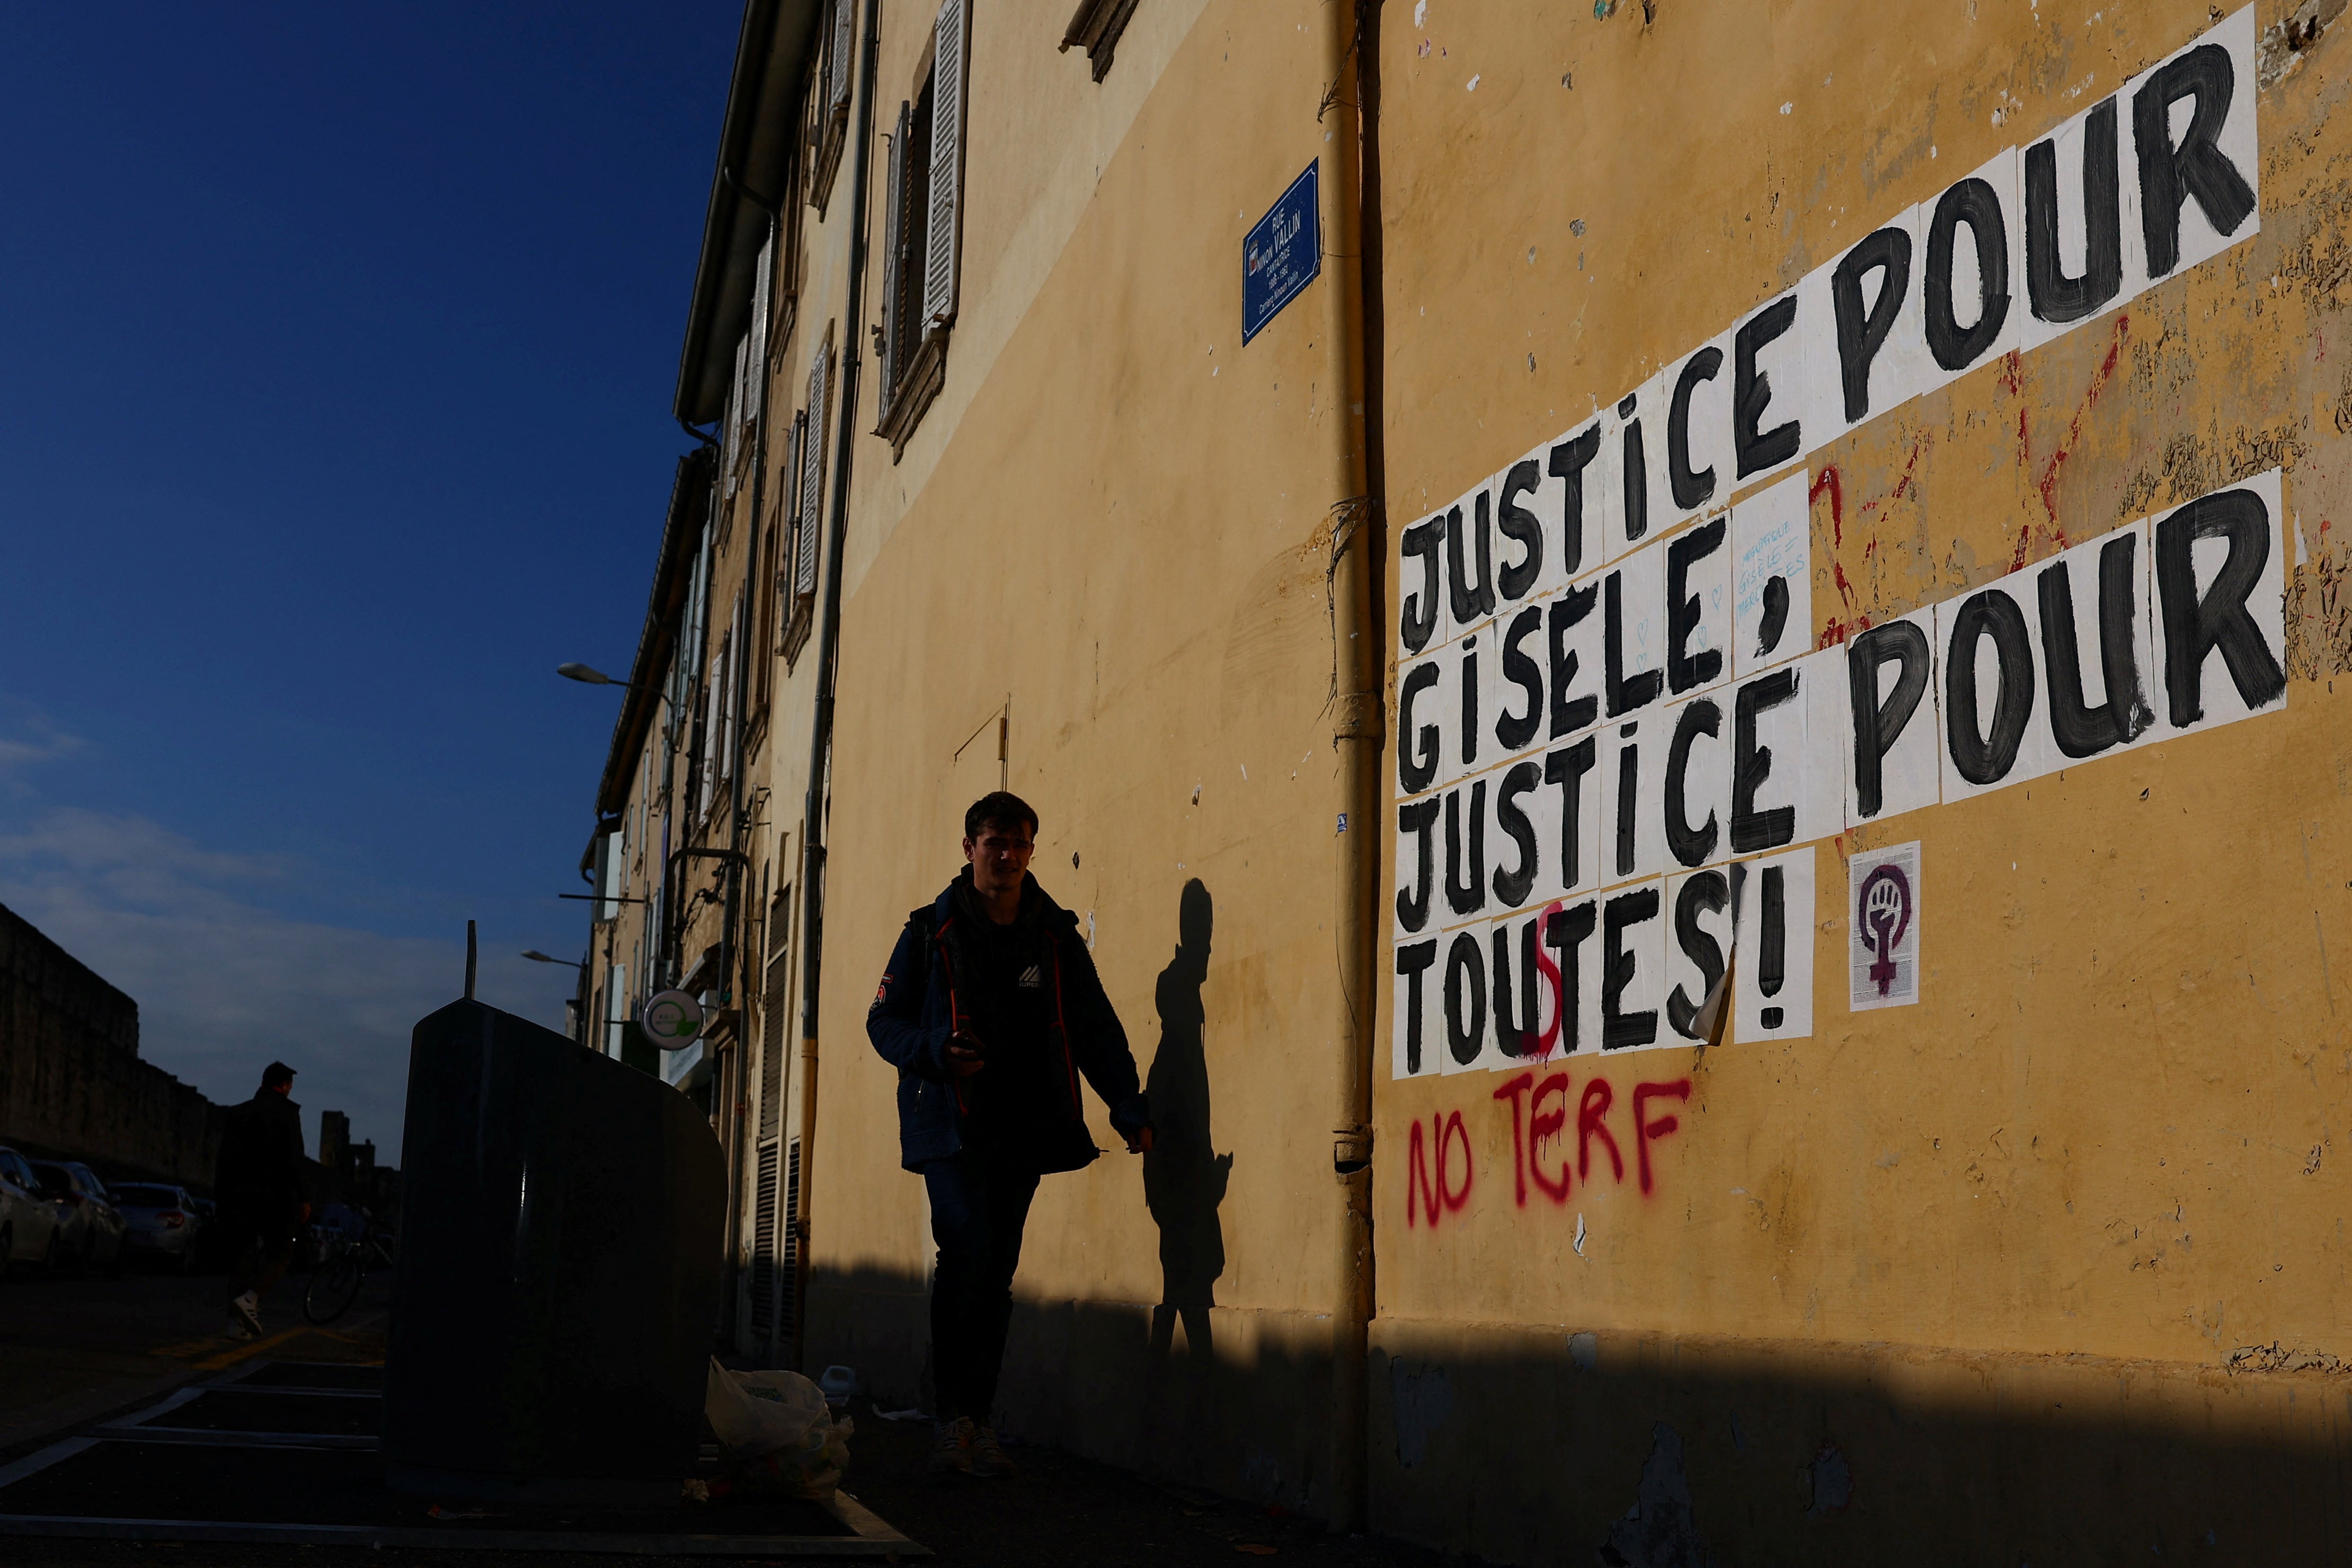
[584,1,2352,1556]
[0,900,223,1189]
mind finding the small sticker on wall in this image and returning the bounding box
[1848,841,1921,1011]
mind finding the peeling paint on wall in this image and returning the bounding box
[1389,1359,1454,1468]
[2287,548,2352,675]
[1600,1422,1709,1567]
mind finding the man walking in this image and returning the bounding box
[867,791,1152,1479]
[214,1061,309,1340]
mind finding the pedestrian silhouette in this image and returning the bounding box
[1144,879,1230,1369]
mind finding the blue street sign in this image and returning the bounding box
[1242,161,1321,344]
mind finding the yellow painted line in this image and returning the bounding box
[188,1325,308,1372]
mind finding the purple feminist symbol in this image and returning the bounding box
[1858,865,1912,996]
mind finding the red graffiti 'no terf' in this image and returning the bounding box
[1407,1072,1692,1228]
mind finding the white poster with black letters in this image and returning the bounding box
[1732,844,1816,1044]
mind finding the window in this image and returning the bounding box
[607,964,627,1058]
[594,829,623,922]
[1060,0,1142,82]
[810,0,856,214]
[784,331,830,663]
[875,0,970,456]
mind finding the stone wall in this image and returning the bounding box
[0,901,222,1188]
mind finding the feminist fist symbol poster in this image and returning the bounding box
[1848,841,1922,1011]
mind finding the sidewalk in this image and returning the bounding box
[842,1406,1439,1567]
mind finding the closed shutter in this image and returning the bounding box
[784,411,809,619]
[750,1142,779,1339]
[780,1136,804,1342]
[698,656,720,818]
[722,589,743,777]
[797,348,828,598]
[878,103,909,404]
[922,0,970,332]
[828,0,854,121]
[760,951,789,1141]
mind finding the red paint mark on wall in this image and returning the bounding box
[1529,1073,1572,1202]
[2014,314,2129,572]
[1407,1110,1475,1227]
[1409,1070,1696,1230]
[1577,1079,1623,1183]
[1810,465,1844,548]
[1857,433,1929,520]
[1492,1073,1534,1208]
[1632,1080,1692,1195]
[1524,899,1570,1063]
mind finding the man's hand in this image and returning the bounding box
[946,1031,987,1077]
[1124,1125,1155,1155]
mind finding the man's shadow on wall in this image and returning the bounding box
[1144,878,1231,1380]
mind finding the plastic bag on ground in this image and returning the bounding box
[702,1359,853,1502]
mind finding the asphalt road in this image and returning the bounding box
[0,1268,1435,1566]
[0,1254,389,1460]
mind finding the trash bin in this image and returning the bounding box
[383,999,724,1496]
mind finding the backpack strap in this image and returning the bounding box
[899,906,939,1012]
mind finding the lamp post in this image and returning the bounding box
[521,950,583,969]
[556,662,655,691]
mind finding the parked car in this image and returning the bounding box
[0,1146,63,1275]
[32,1161,126,1272]
[112,1183,205,1272]
[188,1196,227,1267]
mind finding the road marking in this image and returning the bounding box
[188,1328,307,1372]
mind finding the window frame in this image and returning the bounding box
[874,0,970,459]
[1060,0,1143,82]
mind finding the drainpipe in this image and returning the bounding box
[1321,0,1385,1535]
[792,0,878,1373]
[718,217,778,1349]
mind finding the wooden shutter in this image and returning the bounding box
[760,952,789,1139]
[723,589,744,774]
[878,102,909,404]
[797,349,827,598]
[922,0,970,332]
[783,411,808,625]
[780,1136,803,1340]
[698,672,717,818]
[828,0,854,120]
[722,336,746,491]
[750,1140,779,1338]
[749,233,773,431]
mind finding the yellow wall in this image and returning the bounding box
[808,0,1359,1498]
[790,0,2352,1555]
[1371,0,2352,1557]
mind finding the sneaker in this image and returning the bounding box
[229,1291,263,1340]
[926,1416,974,1477]
[969,1426,1018,1479]
[225,1318,257,1342]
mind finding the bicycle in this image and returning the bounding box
[302,1226,396,1324]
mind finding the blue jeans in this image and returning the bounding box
[922,1152,1041,1424]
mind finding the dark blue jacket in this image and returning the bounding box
[866,875,1149,1172]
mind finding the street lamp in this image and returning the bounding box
[521,950,584,968]
[556,663,649,689]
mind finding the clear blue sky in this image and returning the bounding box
[0,5,740,1164]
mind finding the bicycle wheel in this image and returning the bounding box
[304,1254,362,1324]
